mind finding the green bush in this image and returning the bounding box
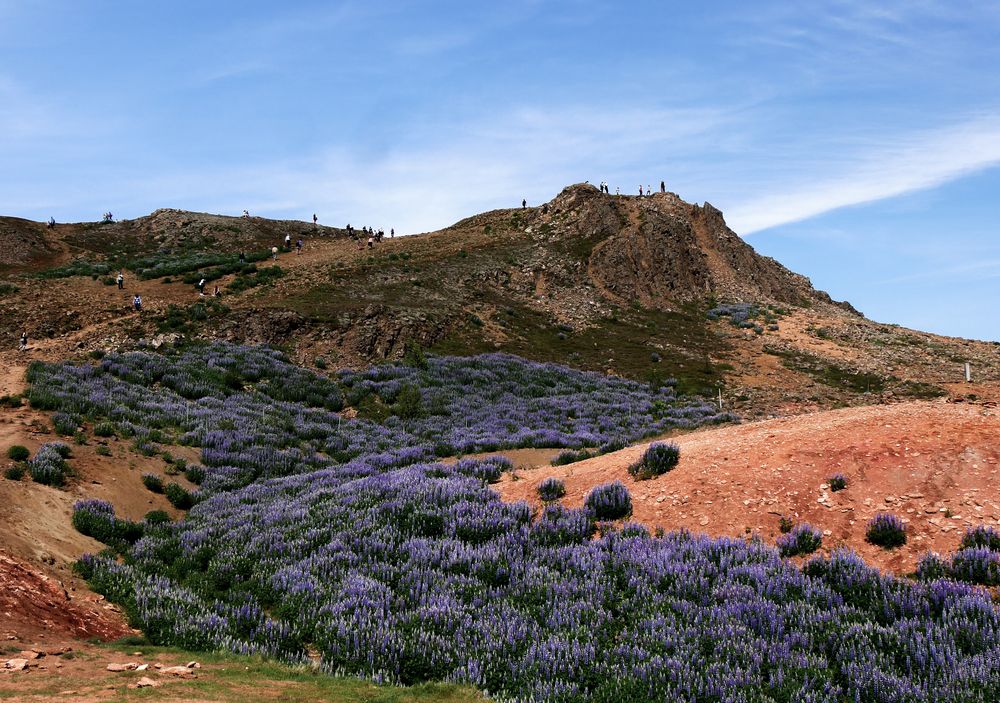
[144,510,171,526]
[95,445,112,456]
[866,513,907,549]
[184,465,206,484]
[165,482,194,509]
[93,421,116,437]
[4,464,25,480]
[628,442,680,480]
[141,473,164,493]
[6,445,30,462]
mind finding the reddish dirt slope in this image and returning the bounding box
[498,395,1000,574]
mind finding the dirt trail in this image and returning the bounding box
[498,394,1000,574]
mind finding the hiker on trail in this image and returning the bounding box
[133,295,142,312]
[284,234,291,248]
[18,331,27,352]
[213,285,220,297]
[271,246,279,260]
[647,185,651,197]
[198,278,206,296]
[243,210,250,219]
[312,213,318,225]
[367,235,374,249]
[47,217,55,229]
[639,186,643,196]
[239,251,245,263]
[116,271,124,290]
[660,181,665,193]
[615,187,620,196]
[522,199,527,209]
[296,239,303,254]
[390,228,394,238]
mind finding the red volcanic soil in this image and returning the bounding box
[0,550,131,643]
[497,396,1000,574]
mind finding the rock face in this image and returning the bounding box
[549,184,854,311]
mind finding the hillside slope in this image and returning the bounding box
[0,183,998,417]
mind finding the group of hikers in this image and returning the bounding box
[345,224,392,251]
[595,181,666,196]
[102,212,114,223]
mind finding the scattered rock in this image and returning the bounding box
[19,650,43,660]
[5,658,29,671]
[159,665,196,676]
[106,662,139,672]
[132,676,160,689]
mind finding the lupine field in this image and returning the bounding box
[23,343,1000,702]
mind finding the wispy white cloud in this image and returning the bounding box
[726,115,1000,235]
[75,103,734,233]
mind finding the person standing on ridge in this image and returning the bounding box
[47,217,55,229]
[116,271,124,290]
[312,213,318,225]
[522,199,527,208]
[284,233,291,249]
[639,185,643,196]
[647,185,651,196]
[660,181,665,193]
[390,228,394,238]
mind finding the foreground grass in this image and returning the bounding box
[1,643,486,703]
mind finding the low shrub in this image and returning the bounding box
[531,505,595,546]
[778,516,795,534]
[949,547,1000,586]
[865,513,907,548]
[71,499,144,551]
[49,442,72,459]
[776,524,823,557]
[6,445,30,462]
[165,483,194,509]
[95,445,112,457]
[184,465,206,484]
[959,525,1000,552]
[585,481,632,520]
[628,442,680,480]
[453,456,511,484]
[829,473,847,492]
[93,421,116,437]
[552,449,592,466]
[4,464,25,480]
[538,477,566,502]
[144,510,171,526]
[28,443,70,487]
[141,473,164,493]
[915,552,949,581]
[51,412,80,436]
[315,357,328,370]
[0,394,22,408]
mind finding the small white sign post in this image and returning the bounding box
[965,362,972,383]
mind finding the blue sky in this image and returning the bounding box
[2,1,999,341]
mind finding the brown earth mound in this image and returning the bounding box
[498,394,1000,574]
